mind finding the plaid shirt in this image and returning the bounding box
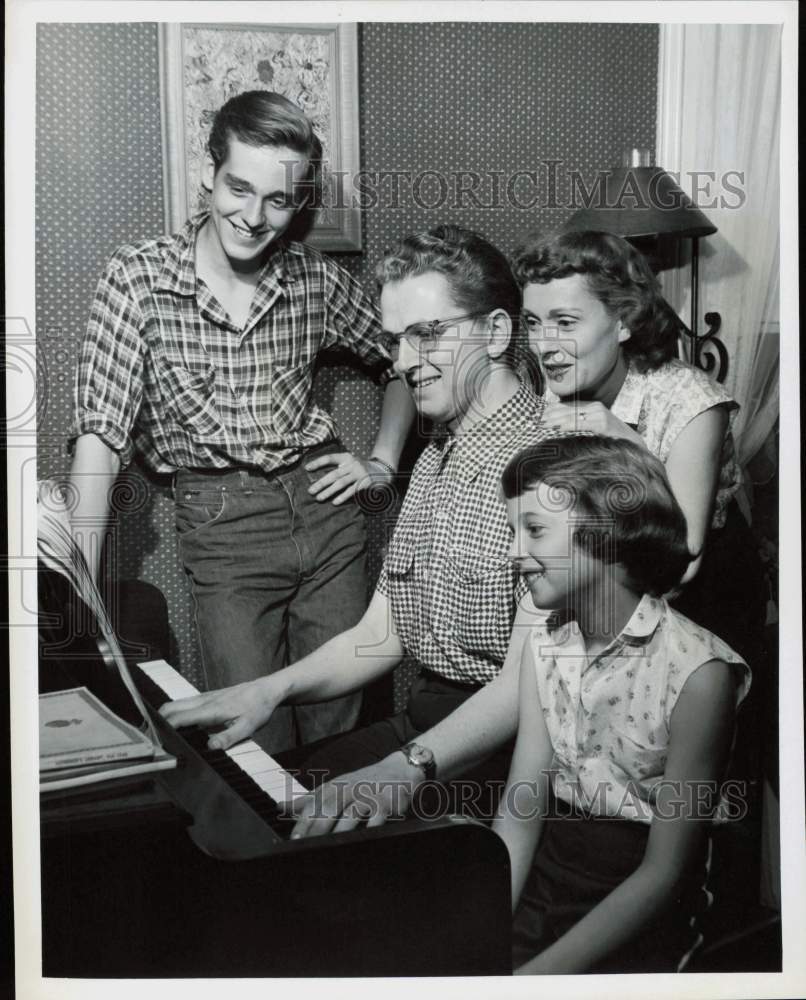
[376,382,553,684]
[71,215,394,472]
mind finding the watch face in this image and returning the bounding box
[408,745,434,767]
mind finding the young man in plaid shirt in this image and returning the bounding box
[69,91,414,752]
[163,225,555,826]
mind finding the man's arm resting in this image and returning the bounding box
[68,433,121,581]
[306,378,416,505]
[369,377,416,472]
[161,588,404,748]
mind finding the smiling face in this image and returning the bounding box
[521,274,630,403]
[201,137,308,270]
[381,272,492,432]
[507,481,603,611]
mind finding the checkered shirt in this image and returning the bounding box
[71,215,394,473]
[376,382,554,685]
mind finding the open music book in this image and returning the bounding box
[37,482,177,792]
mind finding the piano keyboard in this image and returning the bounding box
[138,659,308,810]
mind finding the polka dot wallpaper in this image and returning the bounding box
[36,21,658,707]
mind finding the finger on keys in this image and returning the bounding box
[290,787,343,839]
[208,717,252,751]
[162,698,227,730]
[331,805,367,834]
[365,807,391,828]
[159,693,210,723]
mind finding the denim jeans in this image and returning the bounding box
[173,442,366,753]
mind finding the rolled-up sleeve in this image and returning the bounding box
[69,259,145,467]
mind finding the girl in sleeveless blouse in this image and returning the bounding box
[495,435,750,973]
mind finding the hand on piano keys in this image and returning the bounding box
[146,660,422,840]
[158,664,283,751]
[139,659,307,808]
[289,753,424,840]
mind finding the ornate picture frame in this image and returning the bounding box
[158,22,361,251]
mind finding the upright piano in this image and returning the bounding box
[38,571,512,978]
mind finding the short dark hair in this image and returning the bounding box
[510,229,679,371]
[208,90,323,206]
[376,224,532,374]
[501,434,691,596]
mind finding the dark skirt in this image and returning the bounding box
[511,798,709,973]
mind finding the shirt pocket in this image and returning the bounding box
[156,359,226,443]
[608,725,668,784]
[447,548,514,655]
[384,531,416,578]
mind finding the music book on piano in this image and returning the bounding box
[40,687,177,791]
[38,482,177,792]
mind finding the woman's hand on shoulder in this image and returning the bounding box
[544,401,644,445]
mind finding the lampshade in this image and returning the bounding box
[563,167,717,240]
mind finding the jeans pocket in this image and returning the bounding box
[174,488,228,539]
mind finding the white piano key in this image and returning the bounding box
[139,659,199,699]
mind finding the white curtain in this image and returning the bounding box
[656,24,781,469]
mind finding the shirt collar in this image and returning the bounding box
[447,381,546,482]
[609,359,644,426]
[547,593,664,650]
[153,216,202,296]
[619,594,665,645]
[153,213,291,299]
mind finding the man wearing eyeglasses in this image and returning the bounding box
[163,225,555,831]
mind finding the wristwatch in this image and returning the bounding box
[399,742,436,781]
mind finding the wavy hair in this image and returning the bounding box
[207,90,323,208]
[511,229,680,371]
[376,225,531,374]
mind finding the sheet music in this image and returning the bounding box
[37,481,164,750]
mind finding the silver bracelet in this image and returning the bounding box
[368,456,396,477]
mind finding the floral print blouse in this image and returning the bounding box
[610,359,741,529]
[528,594,750,823]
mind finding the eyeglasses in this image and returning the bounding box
[380,312,489,361]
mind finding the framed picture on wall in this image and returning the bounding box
[158,22,362,251]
